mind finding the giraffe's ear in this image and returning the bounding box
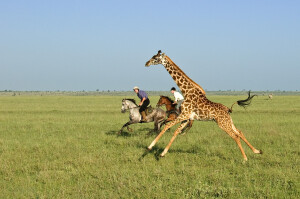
[161,53,165,57]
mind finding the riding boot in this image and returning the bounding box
[141,111,147,122]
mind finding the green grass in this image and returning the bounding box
[0,95,299,198]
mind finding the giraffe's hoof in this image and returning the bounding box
[254,149,262,154]
[160,151,167,157]
[147,147,152,151]
[243,158,248,163]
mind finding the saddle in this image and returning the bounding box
[145,105,154,116]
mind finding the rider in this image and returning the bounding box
[170,87,184,114]
[133,86,150,122]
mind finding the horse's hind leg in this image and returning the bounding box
[156,117,166,132]
[153,119,159,132]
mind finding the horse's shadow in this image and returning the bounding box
[105,127,158,137]
[138,127,154,132]
[105,130,136,137]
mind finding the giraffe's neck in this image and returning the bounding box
[163,56,206,96]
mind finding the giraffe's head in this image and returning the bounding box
[145,50,166,67]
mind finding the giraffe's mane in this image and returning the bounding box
[165,56,206,95]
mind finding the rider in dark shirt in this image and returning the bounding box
[133,86,150,122]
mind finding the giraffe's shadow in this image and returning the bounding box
[138,146,164,161]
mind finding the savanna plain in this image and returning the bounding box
[0,93,299,198]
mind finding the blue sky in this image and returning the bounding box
[0,0,299,91]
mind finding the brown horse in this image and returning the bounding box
[156,96,193,135]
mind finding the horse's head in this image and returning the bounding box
[121,99,138,113]
[121,99,128,113]
[156,96,173,108]
[145,50,166,67]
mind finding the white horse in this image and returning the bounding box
[119,99,166,134]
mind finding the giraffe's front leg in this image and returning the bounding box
[148,119,181,150]
[160,121,189,157]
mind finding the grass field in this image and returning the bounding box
[0,94,299,198]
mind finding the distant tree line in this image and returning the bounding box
[0,90,299,96]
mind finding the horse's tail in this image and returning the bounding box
[229,91,257,113]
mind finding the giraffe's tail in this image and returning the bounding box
[229,91,257,113]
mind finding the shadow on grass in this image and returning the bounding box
[105,130,137,137]
[139,127,156,132]
[170,148,203,155]
[138,146,165,161]
[105,127,157,137]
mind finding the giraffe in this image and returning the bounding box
[145,50,262,161]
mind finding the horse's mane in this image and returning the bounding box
[124,98,138,106]
[161,95,174,103]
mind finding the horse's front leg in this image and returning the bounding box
[127,123,134,132]
[118,121,134,134]
[161,114,176,130]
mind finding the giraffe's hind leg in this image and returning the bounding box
[237,130,262,154]
[234,136,248,161]
[216,116,262,161]
[229,116,262,154]
[216,117,249,161]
